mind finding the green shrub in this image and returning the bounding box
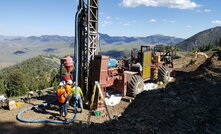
[5,72,29,97]
[0,79,5,95]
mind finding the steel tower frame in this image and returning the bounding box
[77,0,99,97]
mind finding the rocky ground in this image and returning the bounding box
[1,51,221,134]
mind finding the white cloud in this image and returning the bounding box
[118,20,137,26]
[106,16,111,19]
[102,21,113,27]
[103,21,112,25]
[197,9,212,13]
[123,23,130,26]
[149,19,157,23]
[120,20,136,26]
[170,20,176,23]
[120,0,200,9]
[185,25,192,28]
[211,20,221,24]
[204,9,212,12]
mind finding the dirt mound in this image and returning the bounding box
[176,53,213,73]
[194,51,221,82]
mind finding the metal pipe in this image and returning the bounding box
[75,4,83,110]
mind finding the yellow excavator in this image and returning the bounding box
[126,45,174,96]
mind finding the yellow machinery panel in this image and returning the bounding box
[142,52,152,79]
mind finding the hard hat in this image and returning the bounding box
[59,81,66,86]
[67,80,73,85]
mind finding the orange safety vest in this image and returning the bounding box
[65,84,72,95]
[57,88,67,103]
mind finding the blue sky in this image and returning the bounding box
[0,0,220,38]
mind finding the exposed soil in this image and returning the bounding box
[0,95,129,134]
[1,51,221,134]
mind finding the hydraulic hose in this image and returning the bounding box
[16,100,76,124]
[17,8,83,124]
[74,7,83,109]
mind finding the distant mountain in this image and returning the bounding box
[1,34,184,46]
[0,34,184,69]
[26,35,74,42]
[99,34,184,45]
[176,27,221,50]
[4,35,74,44]
[0,35,21,41]
[139,34,184,45]
[100,34,137,44]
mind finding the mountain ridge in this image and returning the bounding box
[176,26,221,50]
[0,33,184,69]
[0,34,184,45]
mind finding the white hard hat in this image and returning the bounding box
[67,80,73,85]
[59,81,66,86]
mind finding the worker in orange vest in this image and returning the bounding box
[64,80,74,108]
[56,81,69,117]
[65,80,73,95]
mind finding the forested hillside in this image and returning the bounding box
[176,27,221,50]
[0,55,60,97]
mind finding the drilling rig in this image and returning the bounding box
[60,0,174,110]
[74,0,99,98]
[60,0,101,109]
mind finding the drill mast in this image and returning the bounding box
[75,0,99,96]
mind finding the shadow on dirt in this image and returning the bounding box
[0,121,89,134]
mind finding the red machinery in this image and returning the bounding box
[90,56,130,109]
